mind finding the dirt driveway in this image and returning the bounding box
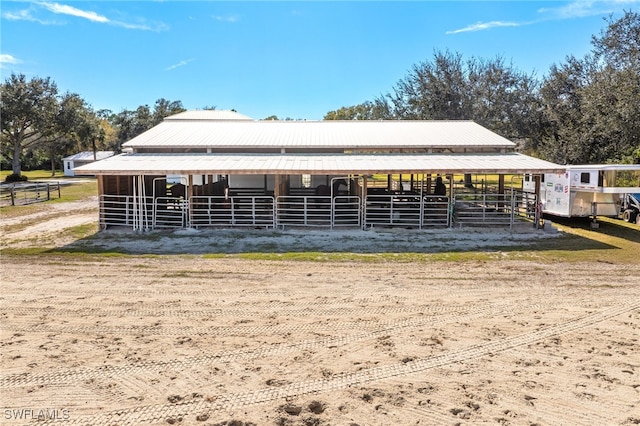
[1,198,639,425]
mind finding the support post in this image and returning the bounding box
[534,175,542,229]
[498,174,505,212]
[361,175,368,230]
[97,175,106,230]
[447,174,454,228]
[187,174,194,228]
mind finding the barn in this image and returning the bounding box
[63,151,115,177]
[75,110,563,231]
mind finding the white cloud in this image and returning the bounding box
[447,0,639,35]
[212,14,239,23]
[38,1,109,23]
[446,20,521,35]
[538,0,640,19]
[538,1,605,19]
[113,20,169,32]
[2,2,168,31]
[165,58,195,71]
[2,7,57,25]
[0,54,21,64]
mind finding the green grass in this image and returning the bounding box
[1,180,638,264]
[51,181,98,203]
[0,169,65,180]
[60,223,100,240]
[0,179,97,219]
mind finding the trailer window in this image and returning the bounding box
[615,170,640,187]
[580,172,590,184]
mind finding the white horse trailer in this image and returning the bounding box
[523,165,640,223]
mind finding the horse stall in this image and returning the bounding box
[96,172,534,231]
[363,174,450,229]
[276,175,360,229]
[79,111,565,233]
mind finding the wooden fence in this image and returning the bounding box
[0,182,61,206]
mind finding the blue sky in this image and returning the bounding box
[1,1,638,120]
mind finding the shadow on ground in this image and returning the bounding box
[48,219,633,256]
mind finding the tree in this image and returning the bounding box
[540,11,640,164]
[111,106,151,146]
[539,57,590,164]
[367,50,543,148]
[384,50,472,120]
[592,11,640,71]
[324,101,390,120]
[152,98,185,126]
[42,93,94,175]
[1,73,58,178]
[111,99,185,147]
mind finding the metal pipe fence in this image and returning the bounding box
[422,196,451,227]
[153,197,189,229]
[363,195,450,229]
[99,195,153,229]
[97,192,532,231]
[364,195,422,228]
[191,196,275,228]
[452,192,531,228]
[276,196,333,228]
[332,196,361,228]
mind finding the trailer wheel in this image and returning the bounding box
[622,209,637,223]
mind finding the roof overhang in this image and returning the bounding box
[75,153,564,176]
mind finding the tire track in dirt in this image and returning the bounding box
[3,296,576,339]
[3,289,629,320]
[28,302,638,425]
[0,300,579,388]
[3,302,463,320]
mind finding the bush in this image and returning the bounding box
[4,173,28,183]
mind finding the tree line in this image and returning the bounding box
[0,78,188,180]
[325,11,639,165]
[2,11,638,181]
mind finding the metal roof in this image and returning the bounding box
[563,164,640,171]
[122,119,516,150]
[164,110,253,121]
[63,151,115,161]
[75,153,564,175]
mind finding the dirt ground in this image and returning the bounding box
[1,198,639,425]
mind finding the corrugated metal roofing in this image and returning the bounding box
[164,110,253,121]
[122,120,516,150]
[75,153,564,175]
[63,151,115,161]
[564,164,640,171]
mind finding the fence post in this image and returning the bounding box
[10,185,15,206]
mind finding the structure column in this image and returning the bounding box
[447,174,454,228]
[534,175,542,229]
[498,174,505,211]
[187,175,194,228]
[361,175,368,229]
[97,175,105,230]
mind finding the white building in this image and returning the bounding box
[63,151,115,177]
